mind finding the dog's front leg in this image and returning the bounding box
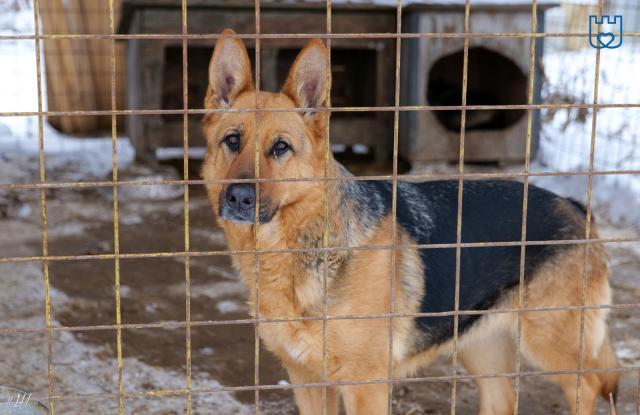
[340,384,388,415]
[286,364,339,415]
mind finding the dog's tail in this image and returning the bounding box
[596,334,620,405]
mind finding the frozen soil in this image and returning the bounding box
[0,159,639,414]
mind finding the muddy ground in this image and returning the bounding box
[1,156,639,414]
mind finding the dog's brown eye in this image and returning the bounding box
[223,133,240,152]
[272,140,291,158]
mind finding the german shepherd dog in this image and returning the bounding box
[202,30,619,415]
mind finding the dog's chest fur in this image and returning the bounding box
[222,179,392,366]
[296,220,352,284]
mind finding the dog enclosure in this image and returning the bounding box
[1,0,640,414]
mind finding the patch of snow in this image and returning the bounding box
[615,341,640,364]
[537,44,640,229]
[188,281,247,301]
[191,229,230,248]
[156,146,206,160]
[206,264,238,280]
[112,164,185,201]
[14,203,32,219]
[119,285,132,298]
[199,347,215,356]
[116,176,184,200]
[0,2,134,183]
[144,303,159,314]
[352,144,369,154]
[48,222,91,238]
[119,214,144,226]
[0,1,33,35]
[216,300,245,314]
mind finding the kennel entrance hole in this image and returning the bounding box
[427,47,527,132]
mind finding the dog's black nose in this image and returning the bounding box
[226,184,255,210]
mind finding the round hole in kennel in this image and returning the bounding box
[427,47,528,132]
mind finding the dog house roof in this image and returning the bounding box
[119,0,559,34]
[324,0,559,5]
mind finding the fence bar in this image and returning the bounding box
[180,0,193,413]
[514,1,539,412]
[1,236,639,266]
[3,102,640,118]
[452,0,472,412]
[3,168,640,192]
[575,0,605,411]
[253,2,262,413]
[107,0,125,413]
[0,301,638,337]
[321,1,332,414]
[9,365,640,406]
[385,0,403,413]
[31,0,55,413]
[2,31,640,41]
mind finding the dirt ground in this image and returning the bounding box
[1,156,639,414]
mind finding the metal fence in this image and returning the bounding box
[0,0,639,414]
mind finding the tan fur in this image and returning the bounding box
[202,31,618,415]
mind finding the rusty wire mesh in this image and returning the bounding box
[0,0,639,414]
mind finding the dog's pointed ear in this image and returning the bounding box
[205,29,253,109]
[282,39,330,113]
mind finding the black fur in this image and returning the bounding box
[351,179,586,348]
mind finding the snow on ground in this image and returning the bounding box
[534,44,640,229]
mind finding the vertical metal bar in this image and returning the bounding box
[321,1,332,414]
[450,1,471,413]
[108,1,124,413]
[181,0,193,413]
[386,1,402,413]
[32,1,54,413]
[514,1,538,413]
[576,0,604,412]
[636,370,639,415]
[253,1,262,413]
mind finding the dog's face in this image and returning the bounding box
[202,30,331,226]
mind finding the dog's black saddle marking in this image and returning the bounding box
[358,179,586,348]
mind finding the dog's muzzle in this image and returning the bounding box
[219,184,277,224]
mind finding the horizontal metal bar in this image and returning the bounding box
[10,365,639,405]
[1,302,639,336]
[2,31,640,41]
[1,236,638,265]
[1,169,640,192]
[2,102,640,118]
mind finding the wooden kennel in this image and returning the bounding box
[118,0,397,161]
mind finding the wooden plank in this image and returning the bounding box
[81,0,125,130]
[39,0,72,132]
[40,0,99,134]
[65,0,100,131]
[40,0,126,134]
